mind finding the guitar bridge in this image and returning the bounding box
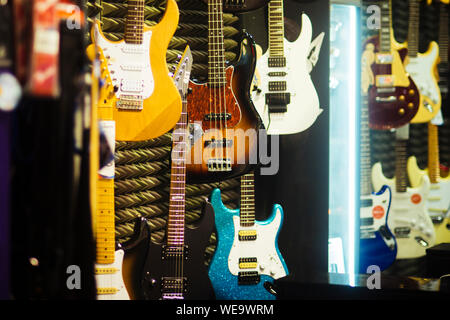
[207,158,231,172]
[204,113,231,121]
[161,245,188,260]
[161,277,187,298]
[238,271,260,285]
[204,138,233,148]
[117,95,143,111]
[266,93,290,113]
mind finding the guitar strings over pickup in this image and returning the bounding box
[375,53,393,64]
[238,271,260,285]
[204,138,233,148]
[238,230,257,241]
[268,57,286,68]
[161,245,189,260]
[117,94,144,111]
[204,113,231,121]
[360,217,374,227]
[207,158,231,172]
[268,81,287,92]
[268,71,287,77]
[161,277,187,297]
[359,199,373,208]
[239,257,258,269]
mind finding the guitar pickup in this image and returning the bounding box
[268,57,286,68]
[161,277,187,296]
[117,94,143,110]
[360,217,374,227]
[239,257,257,269]
[376,75,395,87]
[238,230,257,241]
[268,71,287,77]
[120,79,144,93]
[204,113,231,121]
[360,198,373,208]
[375,53,393,64]
[394,227,411,238]
[238,271,260,285]
[204,138,233,148]
[375,96,397,102]
[207,158,231,172]
[268,81,287,92]
[162,245,188,260]
[120,63,145,72]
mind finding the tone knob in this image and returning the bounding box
[399,95,405,101]
[398,108,405,115]
[408,102,414,109]
[409,89,415,96]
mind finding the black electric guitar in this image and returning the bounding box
[142,47,216,300]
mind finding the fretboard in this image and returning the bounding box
[240,172,255,227]
[427,122,440,184]
[167,101,188,247]
[395,139,408,193]
[439,3,448,64]
[379,0,392,52]
[208,0,226,87]
[407,0,419,57]
[360,95,372,196]
[125,0,145,44]
[268,0,284,57]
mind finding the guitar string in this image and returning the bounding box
[219,0,226,171]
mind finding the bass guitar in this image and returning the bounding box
[364,0,420,129]
[186,0,262,183]
[359,47,396,273]
[251,1,323,135]
[405,0,441,123]
[372,125,435,259]
[407,120,450,244]
[89,0,181,141]
[208,172,288,300]
[142,47,216,300]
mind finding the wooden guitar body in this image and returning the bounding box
[142,201,216,300]
[186,33,262,183]
[365,35,420,130]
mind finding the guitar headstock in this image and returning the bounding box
[172,46,193,99]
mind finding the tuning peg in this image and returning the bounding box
[168,72,174,77]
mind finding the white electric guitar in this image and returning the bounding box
[371,125,435,259]
[405,0,441,123]
[251,0,323,135]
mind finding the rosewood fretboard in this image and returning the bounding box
[125,0,145,44]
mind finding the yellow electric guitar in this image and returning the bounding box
[407,121,450,244]
[88,0,181,141]
[405,0,442,123]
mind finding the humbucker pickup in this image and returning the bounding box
[268,57,286,68]
[207,158,231,171]
[204,113,231,121]
[161,245,188,260]
[238,271,260,285]
[375,53,393,64]
[161,277,187,296]
[268,81,287,92]
[238,230,257,241]
[204,138,233,148]
[360,199,373,208]
[360,217,374,227]
[117,95,143,110]
[239,257,257,269]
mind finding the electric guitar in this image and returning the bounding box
[407,120,450,244]
[359,47,396,273]
[365,0,420,130]
[89,0,182,141]
[251,1,323,135]
[204,0,271,13]
[372,125,435,259]
[208,172,288,300]
[437,2,448,103]
[185,0,262,183]
[405,0,441,123]
[142,47,216,300]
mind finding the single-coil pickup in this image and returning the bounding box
[204,113,231,121]
[161,277,187,295]
[239,257,257,269]
[207,158,231,172]
[204,138,233,148]
[238,271,260,285]
[162,245,188,260]
[268,71,287,77]
[97,287,118,295]
[238,230,257,241]
[268,81,287,92]
[95,267,119,275]
[120,63,145,72]
[117,95,143,111]
[121,44,145,54]
[268,57,286,68]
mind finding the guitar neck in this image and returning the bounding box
[439,3,448,64]
[167,99,188,247]
[125,0,145,44]
[407,0,420,57]
[240,172,256,227]
[427,122,440,184]
[379,0,392,52]
[395,138,409,193]
[360,95,372,196]
[268,0,285,57]
[207,0,226,87]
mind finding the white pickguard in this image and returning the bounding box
[227,208,287,279]
[405,43,441,108]
[251,13,322,135]
[372,163,435,259]
[95,249,130,300]
[93,23,154,101]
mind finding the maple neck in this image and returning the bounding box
[407,0,420,57]
[125,0,145,44]
[240,172,255,227]
[439,3,448,63]
[395,139,408,193]
[268,0,285,57]
[167,99,188,247]
[208,0,226,87]
[360,95,372,196]
[379,0,392,52]
[428,122,440,184]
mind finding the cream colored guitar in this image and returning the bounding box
[407,121,450,244]
[371,125,435,259]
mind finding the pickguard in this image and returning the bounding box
[95,249,129,300]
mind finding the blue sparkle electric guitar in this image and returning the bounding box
[208,172,288,300]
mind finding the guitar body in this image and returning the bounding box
[208,188,288,300]
[372,162,435,259]
[359,185,397,273]
[142,202,216,300]
[186,33,262,183]
[407,156,450,244]
[90,0,181,141]
[406,41,441,123]
[251,13,322,135]
[365,34,420,129]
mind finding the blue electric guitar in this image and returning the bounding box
[208,172,288,300]
[358,47,397,273]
